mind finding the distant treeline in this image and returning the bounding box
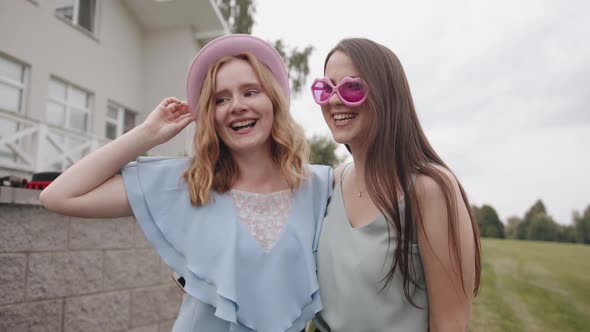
[472,200,590,244]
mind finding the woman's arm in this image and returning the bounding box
[415,166,477,332]
[40,97,194,219]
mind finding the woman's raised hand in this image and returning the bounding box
[142,97,196,145]
[40,97,195,218]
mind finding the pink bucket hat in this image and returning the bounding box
[186,34,290,117]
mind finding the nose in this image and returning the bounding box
[229,96,248,114]
[328,90,343,106]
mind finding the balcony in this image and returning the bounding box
[123,0,229,42]
[0,109,109,175]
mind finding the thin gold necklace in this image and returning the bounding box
[351,165,365,199]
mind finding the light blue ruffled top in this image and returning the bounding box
[121,157,333,332]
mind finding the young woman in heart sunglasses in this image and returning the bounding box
[311,38,482,332]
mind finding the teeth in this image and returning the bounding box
[231,120,256,129]
[333,113,356,120]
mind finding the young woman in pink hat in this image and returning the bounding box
[41,34,332,332]
[310,38,482,331]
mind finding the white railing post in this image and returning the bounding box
[1,111,106,175]
[90,137,100,152]
[36,123,47,173]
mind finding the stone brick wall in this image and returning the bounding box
[0,187,181,332]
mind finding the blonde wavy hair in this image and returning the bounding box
[183,53,309,206]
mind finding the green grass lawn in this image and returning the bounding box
[470,239,590,332]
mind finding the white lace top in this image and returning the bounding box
[229,189,292,251]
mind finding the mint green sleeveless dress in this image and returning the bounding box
[314,164,429,331]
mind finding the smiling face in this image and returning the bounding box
[321,51,373,149]
[213,58,274,155]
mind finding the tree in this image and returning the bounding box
[524,199,547,221]
[574,205,590,244]
[273,40,314,94]
[472,204,505,238]
[518,199,548,240]
[519,199,565,242]
[505,216,523,239]
[217,0,255,34]
[515,217,530,240]
[527,213,559,241]
[216,0,313,95]
[308,135,343,167]
[557,224,577,243]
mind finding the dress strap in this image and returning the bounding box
[409,172,418,244]
[340,162,353,184]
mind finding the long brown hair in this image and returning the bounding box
[325,39,481,306]
[183,53,308,205]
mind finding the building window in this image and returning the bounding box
[105,102,137,140]
[55,0,97,33]
[47,77,91,132]
[0,55,26,113]
[0,54,28,162]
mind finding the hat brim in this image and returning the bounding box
[186,34,290,117]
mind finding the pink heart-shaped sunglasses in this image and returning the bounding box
[310,77,369,107]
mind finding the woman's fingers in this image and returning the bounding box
[161,102,188,123]
[165,101,189,114]
[153,98,191,125]
[161,97,181,107]
[164,102,177,114]
[177,103,190,115]
[176,113,195,128]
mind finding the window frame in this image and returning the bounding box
[47,77,92,133]
[0,54,30,163]
[0,53,29,114]
[105,101,137,140]
[54,0,100,37]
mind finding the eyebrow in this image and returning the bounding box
[215,82,262,94]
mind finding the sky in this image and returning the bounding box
[252,0,590,225]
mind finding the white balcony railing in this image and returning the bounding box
[0,110,110,174]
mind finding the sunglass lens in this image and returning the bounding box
[340,82,366,103]
[312,81,333,102]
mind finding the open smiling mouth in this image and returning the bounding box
[230,119,257,132]
[333,113,357,122]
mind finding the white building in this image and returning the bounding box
[0,0,228,178]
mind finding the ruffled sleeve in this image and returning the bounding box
[309,165,334,253]
[121,156,192,276]
[122,157,245,328]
